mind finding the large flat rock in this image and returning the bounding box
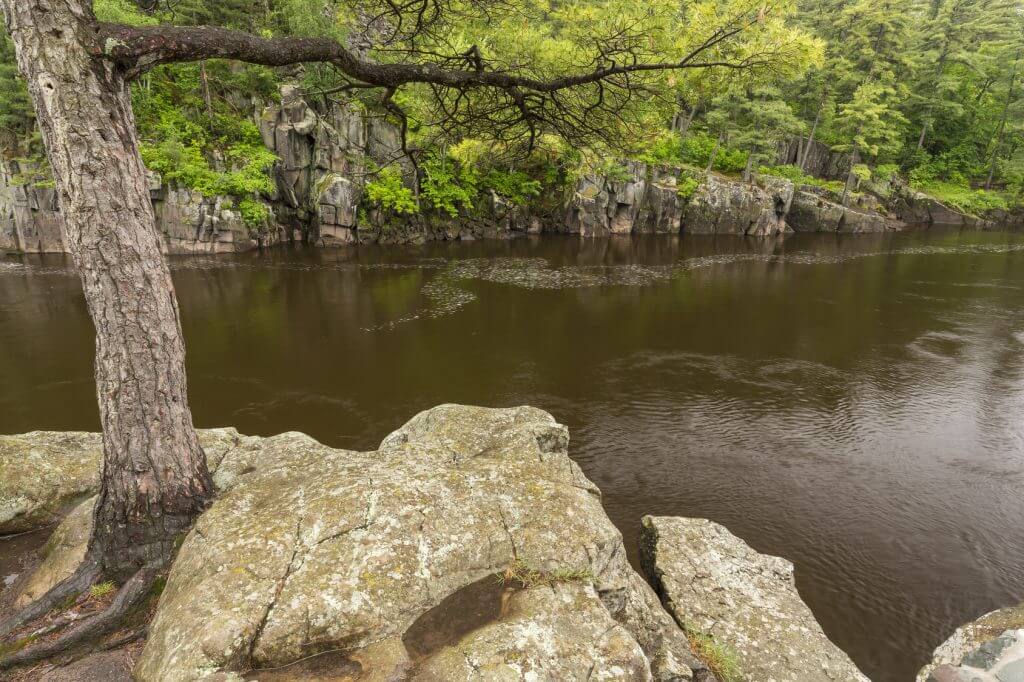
[640,516,867,682]
[136,405,707,681]
[0,432,101,535]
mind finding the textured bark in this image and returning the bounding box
[0,0,213,582]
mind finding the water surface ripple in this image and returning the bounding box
[3,231,1024,681]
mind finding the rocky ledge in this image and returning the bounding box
[2,406,871,681]
[640,516,868,682]
[917,604,1024,682]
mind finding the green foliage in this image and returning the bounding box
[680,132,747,174]
[0,23,34,152]
[914,181,1010,216]
[89,581,116,599]
[483,169,542,205]
[686,631,742,682]
[237,198,271,228]
[759,164,846,193]
[852,164,872,182]
[365,165,418,215]
[93,0,160,25]
[421,153,479,217]
[874,164,900,182]
[676,175,701,202]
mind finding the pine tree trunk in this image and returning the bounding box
[986,50,1020,190]
[706,134,722,175]
[1,0,213,582]
[841,147,860,207]
[743,152,755,183]
[799,95,824,172]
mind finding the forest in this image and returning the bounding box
[2,0,1023,220]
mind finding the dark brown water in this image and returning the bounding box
[3,231,1024,681]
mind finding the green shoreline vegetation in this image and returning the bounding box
[1,0,1021,225]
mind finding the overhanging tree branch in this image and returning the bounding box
[95,19,762,91]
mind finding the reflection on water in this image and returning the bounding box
[3,230,1024,681]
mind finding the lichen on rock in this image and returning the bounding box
[640,515,868,682]
[133,405,706,681]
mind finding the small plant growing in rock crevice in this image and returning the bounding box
[499,560,595,589]
[89,581,116,600]
[685,630,742,682]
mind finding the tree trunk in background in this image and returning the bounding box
[1,0,213,582]
[986,49,1020,190]
[706,134,722,175]
[679,100,699,136]
[841,146,860,207]
[743,152,755,183]
[799,92,825,172]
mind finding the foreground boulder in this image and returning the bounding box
[640,516,868,682]
[0,429,247,537]
[917,604,1024,682]
[136,405,707,681]
[0,431,101,535]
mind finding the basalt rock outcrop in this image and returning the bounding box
[788,187,904,233]
[0,159,279,255]
[640,515,869,682]
[564,164,794,237]
[135,405,709,681]
[918,604,1024,682]
[1,408,714,681]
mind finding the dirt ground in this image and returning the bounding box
[1,532,139,682]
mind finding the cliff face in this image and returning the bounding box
[1,87,1008,256]
[0,158,272,254]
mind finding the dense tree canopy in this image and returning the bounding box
[3,0,1021,213]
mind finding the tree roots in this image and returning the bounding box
[0,558,100,640]
[0,560,160,672]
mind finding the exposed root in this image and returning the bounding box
[0,557,100,639]
[0,562,160,672]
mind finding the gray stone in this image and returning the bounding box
[997,657,1024,682]
[0,428,246,536]
[640,515,868,682]
[0,431,102,534]
[683,174,791,236]
[136,405,705,681]
[919,607,1024,681]
[964,634,1018,670]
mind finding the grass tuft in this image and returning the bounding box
[499,560,596,589]
[685,630,743,682]
[89,581,116,599]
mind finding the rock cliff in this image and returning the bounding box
[3,86,1008,255]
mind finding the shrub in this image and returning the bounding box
[914,181,1010,216]
[421,153,478,217]
[365,165,418,215]
[874,163,900,182]
[483,169,542,205]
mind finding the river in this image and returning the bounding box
[3,230,1024,681]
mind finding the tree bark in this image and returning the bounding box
[706,134,723,175]
[799,89,826,172]
[743,151,756,183]
[0,0,213,582]
[841,146,860,207]
[986,49,1021,190]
